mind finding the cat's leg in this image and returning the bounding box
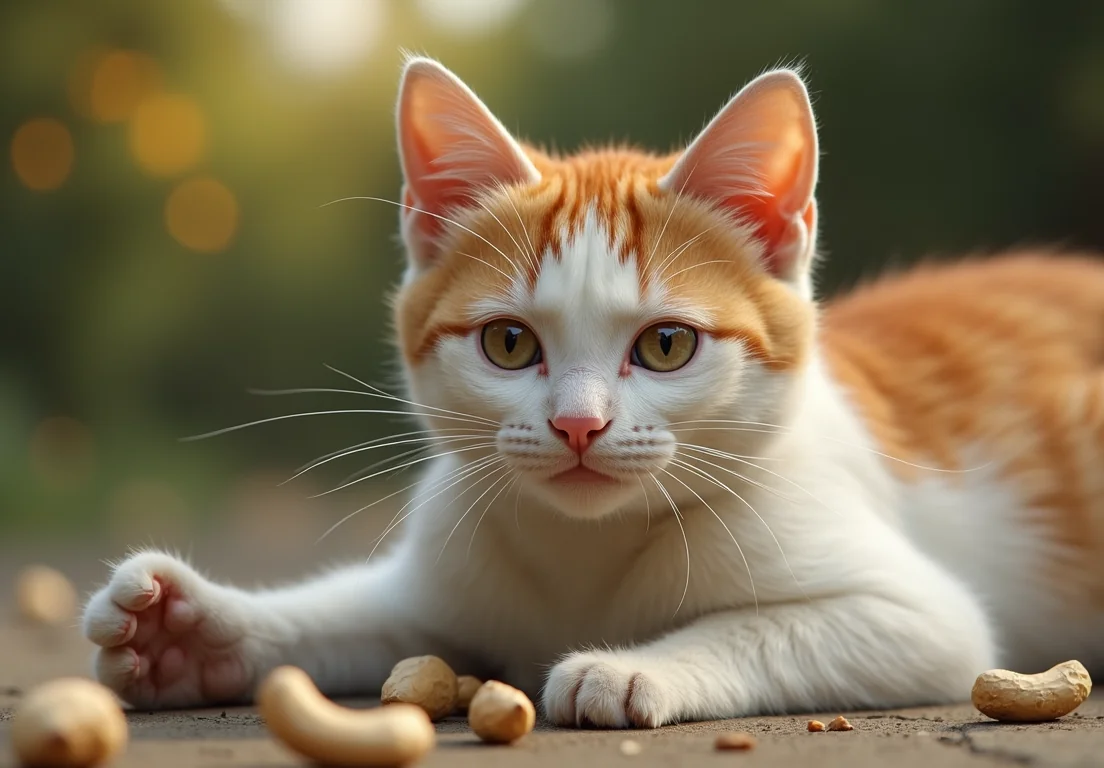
[542,572,996,728]
[82,549,450,709]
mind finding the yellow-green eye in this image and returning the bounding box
[632,322,698,372]
[481,320,542,370]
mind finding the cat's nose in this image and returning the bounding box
[550,416,610,455]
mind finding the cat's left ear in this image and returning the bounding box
[396,56,541,272]
[659,69,819,284]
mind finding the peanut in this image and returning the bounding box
[826,715,853,731]
[257,666,435,767]
[455,675,483,713]
[971,659,1092,722]
[16,565,77,626]
[467,680,535,744]
[11,678,127,768]
[380,656,458,721]
[807,719,826,732]
[714,731,757,750]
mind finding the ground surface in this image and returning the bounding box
[1,534,1100,767]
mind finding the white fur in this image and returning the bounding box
[80,62,1100,725]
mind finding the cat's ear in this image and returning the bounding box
[396,56,540,271]
[659,68,819,284]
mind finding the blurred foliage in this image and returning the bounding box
[3,0,1104,536]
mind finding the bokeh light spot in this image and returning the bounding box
[128,94,207,177]
[29,416,95,489]
[271,0,385,73]
[11,118,74,192]
[87,49,163,123]
[416,0,527,37]
[165,177,239,253]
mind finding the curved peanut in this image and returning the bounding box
[11,678,128,767]
[972,660,1092,722]
[257,666,435,767]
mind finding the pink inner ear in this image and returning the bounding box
[397,59,540,249]
[659,70,819,279]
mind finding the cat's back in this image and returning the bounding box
[819,251,1104,670]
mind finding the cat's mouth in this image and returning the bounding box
[548,465,618,485]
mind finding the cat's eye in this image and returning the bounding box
[631,322,698,372]
[481,320,542,370]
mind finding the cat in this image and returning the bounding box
[81,56,1104,728]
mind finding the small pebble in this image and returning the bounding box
[619,739,643,756]
[714,732,757,751]
[807,719,826,732]
[827,715,853,732]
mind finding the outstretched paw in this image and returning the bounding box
[543,652,681,728]
[82,551,277,709]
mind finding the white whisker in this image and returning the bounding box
[284,434,491,485]
[321,195,520,279]
[660,467,758,616]
[670,455,807,601]
[323,365,500,427]
[312,442,497,498]
[466,472,519,558]
[437,466,512,563]
[648,472,690,616]
[182,409,489,442]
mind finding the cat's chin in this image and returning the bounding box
[524,469,644,521]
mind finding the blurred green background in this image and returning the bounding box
[4,0,1104,542]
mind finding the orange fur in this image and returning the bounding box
[821,252,1104,606]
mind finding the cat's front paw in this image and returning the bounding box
[82,551,279,709]
[543,651,681,728]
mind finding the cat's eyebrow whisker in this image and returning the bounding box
[321,195,519,278]
[437,465,512,563]
[499,185,541,270]
[455,250,514,280]
[669,455,808,602]
[367,457,507,562]
[667,420,992,474]
[315,454,502,545]
[663,259,731,282]
[474,195,533,275]
[641,159,699,275]
[323,365,500,427]
[284,433,493,485]
[647,472,690,617]
[659,467,758,617]
[182,409,493,442]
[312,442,498,498]
[654,227,716,280]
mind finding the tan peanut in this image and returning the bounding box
[714,732,757,751]
[826,715,853,731]
[807,719,826,732]
[16,565,77,626]
[380,656,458,722]
[455,675,483,713]
[971,660,1092,722]
[257,666,435,767]
[467,680,535,744]
[11,678,128,768]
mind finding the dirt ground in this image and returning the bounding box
[1,530,1100,767]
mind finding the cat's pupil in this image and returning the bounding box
[659,329,673,356]
[505,328,519,354]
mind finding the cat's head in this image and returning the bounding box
[390,57,819,520]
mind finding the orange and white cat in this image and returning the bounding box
[81,57,1104,727]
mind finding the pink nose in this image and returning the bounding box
[550,416,609,455]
